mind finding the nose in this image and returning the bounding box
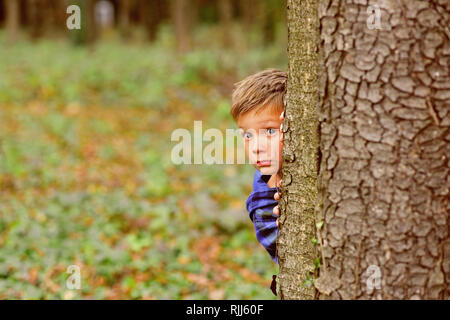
[250,134,268,155]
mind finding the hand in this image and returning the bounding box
[273,179,282,227]
[273,111,284,227]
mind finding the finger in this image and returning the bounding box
[277,179,282,189]
[274,191,281,201]
[276,219,279,227]
[273,205,279,216]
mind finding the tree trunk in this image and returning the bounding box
[261,1,276,44]
[27,0,43,39]
[171,0,195,52]
[281,0,450,300]
[139,0,164,42]
[218,0,233,47]
[86,0,97,44]
[315,0,450,299]
[69,0,97,46]
[49,0,68,35]
[119,0,132,37]
[278,0,319,300]
[5,0,20,43]
[238,0,260,29]
[278,0,450,299]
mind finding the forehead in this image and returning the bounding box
[237,108,281,129]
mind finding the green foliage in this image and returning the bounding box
[314,257,321,270]
[0,24,286,109]
[316,220,324,229]
[0,26,285,300]
[302,272,315,289]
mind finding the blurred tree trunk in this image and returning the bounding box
[238,0,260,28]
[262,1,276,44]
[218,0,232,46]
[26,0,57,39]
[49,0,67,35]
[69,0,97,46]
[86,0,97,44]
[139,0,164,42]
[171,0,197,52]
[5,0,20,43]
[280,0,450,300]
[119,0,132,37]
[27,0,43,39]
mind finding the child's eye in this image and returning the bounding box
[243,132,253,140]
[265,128,277,136]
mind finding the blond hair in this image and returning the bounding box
[231,69,287,121]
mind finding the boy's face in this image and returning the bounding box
[237,105,283,176]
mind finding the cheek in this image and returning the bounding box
[277,140,283,162]
[243,140,251,158]
[270,139,281,155]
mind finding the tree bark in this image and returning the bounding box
[281,0,449,300]
[278,0,319,300]
[5,0,20,43]
[315,0,450,300]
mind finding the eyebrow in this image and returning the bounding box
[238,121,279,131]
[258,119,279,124]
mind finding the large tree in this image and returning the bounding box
[277,0,319,300]
[279,0,449,299]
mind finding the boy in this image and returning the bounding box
[230,69,286,265]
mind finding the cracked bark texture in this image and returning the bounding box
[278,0,319,300]
[315,0,450,299]
[280,0,449,300]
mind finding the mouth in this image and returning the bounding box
[257,160,271,167]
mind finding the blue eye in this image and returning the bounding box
[265,128,277,136]
[243,132,253,140]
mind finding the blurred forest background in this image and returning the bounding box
[0,0,287,299]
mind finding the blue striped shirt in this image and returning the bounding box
[245,169,279,264]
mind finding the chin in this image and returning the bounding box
[259,166,277,176]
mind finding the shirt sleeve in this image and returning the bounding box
[253,208,279,264]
